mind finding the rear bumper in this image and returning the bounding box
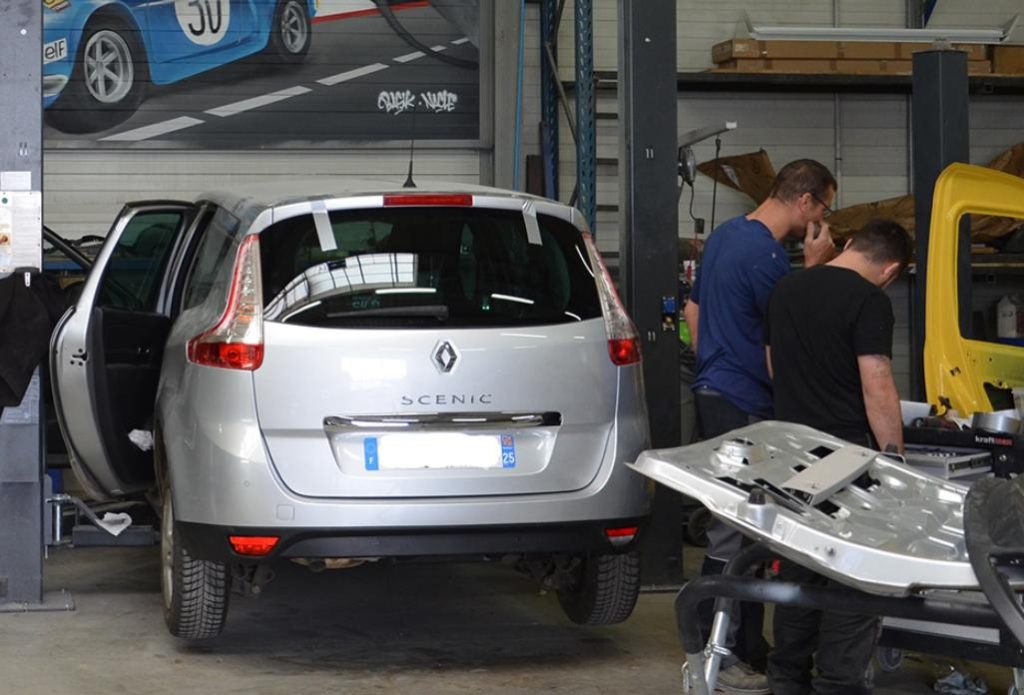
[178,519,645,563]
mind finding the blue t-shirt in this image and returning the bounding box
[691,216,789,418]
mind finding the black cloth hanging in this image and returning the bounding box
[0,272,70,407]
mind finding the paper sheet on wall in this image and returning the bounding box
[0,191,42,274]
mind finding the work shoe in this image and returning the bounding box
[714,662,771,695]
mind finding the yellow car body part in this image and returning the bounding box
[924,163,1024,416]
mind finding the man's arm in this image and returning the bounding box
[858,354,903,453]
[683,300,699,353]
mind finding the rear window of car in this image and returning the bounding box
[259,207,601,328]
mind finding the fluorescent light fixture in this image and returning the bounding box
[375,287,437,295]
[491,293,535,306]
[280,300,322,322]
[576,244,595,278]
[679,122,738,148]
[742,12,1020,44]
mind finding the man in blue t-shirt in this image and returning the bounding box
[681,159,837,694]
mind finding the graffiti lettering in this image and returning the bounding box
[420,90,458,113]
[377,90,417,115]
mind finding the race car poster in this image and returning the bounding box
[42,0,480,147]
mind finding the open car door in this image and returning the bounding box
[51,202,196,500]
[924,163,1024,416]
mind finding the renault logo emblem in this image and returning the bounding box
[433,340,459,374]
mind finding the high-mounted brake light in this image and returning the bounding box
[581,232,641,366]
[383,193,473,207]
[229,535,279,557]
[187,235,264,371]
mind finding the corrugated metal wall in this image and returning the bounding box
[43,149,481,238]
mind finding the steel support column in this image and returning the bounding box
[910,50,969,400]
[574,0,596,231]
[0,0,69,612]
[540,0,560,201]
[618,0,682,585]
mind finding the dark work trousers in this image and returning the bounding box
[767,560,879,695]
[693,387,768,670]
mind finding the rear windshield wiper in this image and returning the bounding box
[326,305,451,320]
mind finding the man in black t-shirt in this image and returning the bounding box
[764,218,912,695]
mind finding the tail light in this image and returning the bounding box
[581,232,641,366]
[383,193,473,206]
[187,235,264,371]
[605,525,639,547]
[229,535,279,557]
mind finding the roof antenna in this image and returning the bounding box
[403,102,417,189]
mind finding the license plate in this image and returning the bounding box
[363,433,516,471]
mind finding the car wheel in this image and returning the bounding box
[266,0,311,63]
[874,646,904,673]
[161,491,230,640]
[685,506,711,547]
[557,550,641,625]
[45,16,148,134]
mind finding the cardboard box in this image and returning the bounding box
[714,59,910,75]
[836,42,901,60]
[711,39,839,63]
[714,58,838,73]
[897,42,989,61]
[993,46,1024,74]
[712,39,989,64]
[838,59,912,74]
[713,58,991,75]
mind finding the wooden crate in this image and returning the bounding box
[993,46,1024,74]
[713,58,992,75]
[711,39,989,65]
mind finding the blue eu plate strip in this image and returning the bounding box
[500,434,516,469]
[364,437,379,471]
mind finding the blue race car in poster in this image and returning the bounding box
[43,0,317,133]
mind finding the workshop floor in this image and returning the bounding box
[0,542,1005,694]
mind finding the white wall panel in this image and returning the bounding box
[43,149,481,238]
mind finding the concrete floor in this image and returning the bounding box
[0,541,1003,694]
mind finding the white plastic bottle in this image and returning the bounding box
[998,295,1019,338]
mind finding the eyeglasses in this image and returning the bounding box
[809,193,834,219]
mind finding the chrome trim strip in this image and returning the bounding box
[324,412,562,432]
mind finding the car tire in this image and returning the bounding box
[874,646,904,673]
[266,0,312,63]
[45,16,148,134]
[685,506,711,547]
[557,550,641,626]
[161,491,230,640]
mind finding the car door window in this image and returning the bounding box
[956,211,1024,410]
[181,206,242,312]
[97,211,188,312]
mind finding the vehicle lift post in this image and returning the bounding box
[0,0,73,613]
[617,0,684,586]
[909,49,970,401]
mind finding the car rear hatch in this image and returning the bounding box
[250,197,626,499]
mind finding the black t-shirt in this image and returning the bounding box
[765,265,894,441]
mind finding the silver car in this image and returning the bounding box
[51,181,651,639]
